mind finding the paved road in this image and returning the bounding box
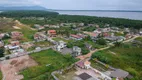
[0,46,53,61]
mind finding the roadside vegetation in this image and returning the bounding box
[92,43,142,80]
[0,71,2,80]
[20,49,77,80]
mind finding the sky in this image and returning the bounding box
[0,0,142,10]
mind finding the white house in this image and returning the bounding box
[56,41,66,51]
[84,61,91,69]
[72,46,81,57]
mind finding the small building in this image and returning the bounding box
[34,32,47,42]
[85,43,92,50]
[0,41,4,47]
[11,31,23,40]
[110,69,129,79]
[0,33,5,39]
[84,61,91,69]
[48,30,56,37]
[34,24,45,30]
[10,41,20,46]
[56,41,66,51]
[72,46,81,57]
[5,45,20,50]
[75,60,85,69]
[49,25,60,28]
[70,34,83,40]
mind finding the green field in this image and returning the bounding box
[92,45,142,80]
[20,49,77,80]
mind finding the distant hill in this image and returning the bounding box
[0,6,47,11]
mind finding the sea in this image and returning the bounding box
[55,10,142,20]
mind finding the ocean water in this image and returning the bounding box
[56,11,142,20]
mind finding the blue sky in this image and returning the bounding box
[0,0,142,10]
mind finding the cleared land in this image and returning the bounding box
[0,55,38,80]
[20,49,77,80]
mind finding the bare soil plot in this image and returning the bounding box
[0,55,38,80]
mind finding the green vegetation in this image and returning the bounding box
[67,40,90,55]
[0,11,142,29]
[135,37,142,42]
[0,11,58,17]
[92,44,142,80]
[52,37,71,43]
[34,41,53,48]
[90,60,109,72]
[83,26,96,31]
[96,38,107,45]
[0,71,2,80]
[0,18,15,33]
[20,49,77,80]
[0,48,4,57]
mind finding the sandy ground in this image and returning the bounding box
[0,55,38,80]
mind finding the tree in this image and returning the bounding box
[0,48,4,57]
[96,38,106,45]
[114,42,122,47]
[82,47,90,55]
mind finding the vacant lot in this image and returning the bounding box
[20,49,77,80]
[34,41,53,48]
[92,45,142,80]
[0,55,38,80]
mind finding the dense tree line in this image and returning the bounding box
[0,10,59,17]
[0,11,142,29]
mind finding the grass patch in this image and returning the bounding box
[34,41,53,48]
[135,37,142,42]
[52,37,73,43]
[90,60,109,72]
[20,49,77,80]
[92,46,142,80]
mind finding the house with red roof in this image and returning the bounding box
[70,34,83,40]
[48,30,57,37]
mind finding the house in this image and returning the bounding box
[125,33,133,39]
[0,33,5,39]
[12,48,26,56]
[85,43,92,50]
[72,46,81,57]
[11,31,23,40]
[48,30,57,37]
[110,69,129,79]
[84,61,91,69]
[90,33,99,41]
[10,41,20,46]
[124,28,130,32]
[49,25,60,28]
[102,32,110,37]
[34,32,47,42]
[56,41,66,51]
[5,45,20,50]
[34,24,45,30]
[78,23,84,27]
[70,34,83,40]
[94,29,102,34]
[75,60,85,69]
[139,29,142,35]
[0,41,4,47]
